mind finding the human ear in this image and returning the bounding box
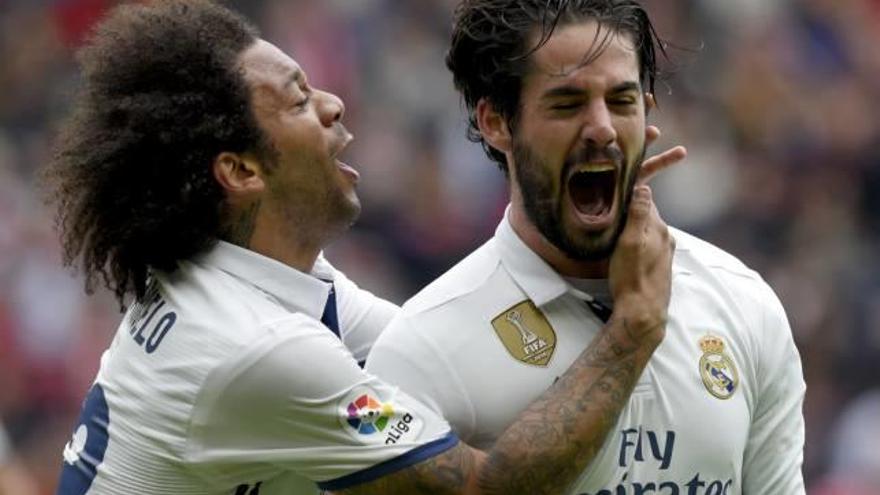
[212,152,265,198]
[476,98,513,155]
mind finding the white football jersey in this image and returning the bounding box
[57,241,457,495]
[367,213,806,495]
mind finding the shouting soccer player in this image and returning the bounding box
[367,0,806,493]
[45,1,684,493]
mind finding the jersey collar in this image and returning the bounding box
[494,208,571,307]
[196,241,332,320]
[495,207,691,309]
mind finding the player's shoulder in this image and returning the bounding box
[156,259,293,345]
[399,238,502,317]
[122,265,335,407]
[672,227,762,283]
[671,226,781,314]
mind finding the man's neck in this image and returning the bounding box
[509,206,610,279]
[229,207,323,274]
[248,232,321,274]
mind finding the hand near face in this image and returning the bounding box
[604,124,683,348]
[637,125,687,185]
[607,183,675,349]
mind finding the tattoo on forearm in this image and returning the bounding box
[222,201,260,248]
[477,316,650,495]
[334,316,654,495]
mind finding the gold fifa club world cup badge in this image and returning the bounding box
[698,334,739,400]
[492,301,556,367]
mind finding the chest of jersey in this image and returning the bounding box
[457,280,752,494]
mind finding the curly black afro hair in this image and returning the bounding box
[44,0,267,307]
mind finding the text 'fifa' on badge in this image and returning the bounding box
[698,334,739,400]
[492,300,556,367]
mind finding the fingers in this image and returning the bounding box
[622,184,671,248]
[645,125,661,147]
[640,125,687,185]
[622,185,653,237]
[637,145,687,185]
[631,184,652,213]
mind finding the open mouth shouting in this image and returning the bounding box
[331,131,360,183]
[566,161,619,230]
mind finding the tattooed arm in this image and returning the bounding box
[337,317,660,495]
[336,186,674,495]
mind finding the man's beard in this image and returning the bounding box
[513,139,645,261]
[264,147,362,242]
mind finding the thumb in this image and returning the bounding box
[627,185,652,223]
[618,185,652,243]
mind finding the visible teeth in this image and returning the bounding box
[575,163,615,173]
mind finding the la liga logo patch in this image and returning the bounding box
[346,393,394,435]
[338,387,424,444]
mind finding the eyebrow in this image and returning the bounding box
[283,70,305,91]
[540,80,642,100]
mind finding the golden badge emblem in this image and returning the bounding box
[698,334,739,400]
[491,300,557,366]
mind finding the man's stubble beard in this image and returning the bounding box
[265,150,362,246]
[512,139,645,262]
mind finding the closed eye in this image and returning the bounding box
[551,101,582,111]
[609,96,637,106]
[293,95,310,112]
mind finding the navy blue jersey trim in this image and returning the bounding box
[316,432,459,491]
[320,283,340,338]
[56,384,111,495]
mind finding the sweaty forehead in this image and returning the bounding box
[526,20,640,85]
[238,39,302,88]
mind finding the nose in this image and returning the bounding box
[580,100,617,149]
[316,89,345,127]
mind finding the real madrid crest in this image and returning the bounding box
[492,301,556,366]
[698,334,739,400]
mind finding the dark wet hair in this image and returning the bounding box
[447,0,666,172]
[43,0,265,306]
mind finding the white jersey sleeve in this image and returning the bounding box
[329,261,400,365]
[742,283,806,494]
[366,313,476,441]
[185,314,457,491]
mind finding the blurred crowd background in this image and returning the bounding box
[0,0,878,493]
